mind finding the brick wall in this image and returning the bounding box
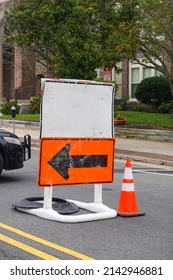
[3,46,15,101]
[122,59,129,98]
[14,48,36,100]
[3,46,36,101]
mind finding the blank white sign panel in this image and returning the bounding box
[41,80,114,138]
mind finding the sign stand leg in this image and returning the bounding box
[94,184,102,204]
[43,187,53,209]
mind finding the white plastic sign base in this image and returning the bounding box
[16,201,117,223]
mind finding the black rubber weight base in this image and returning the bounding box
[13,197,79,215]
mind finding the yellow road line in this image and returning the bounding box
[0,223,94,260]
[0,234,59,260]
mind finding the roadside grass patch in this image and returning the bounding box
[0,112,173,129]
[117,111,173,129]
[0,114,40,122]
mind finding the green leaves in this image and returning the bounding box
[4,0,173,86]
[5,0,101,79]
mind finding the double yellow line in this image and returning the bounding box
[0,222,94,260]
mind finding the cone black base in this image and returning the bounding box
[118,212,145,217]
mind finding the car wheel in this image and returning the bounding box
[0,153,3,175]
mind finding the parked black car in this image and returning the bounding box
[0,129,31,175]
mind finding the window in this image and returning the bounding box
[115,72,122,98]
[131,68,140,98]
[143,67,151,79]
[155,69,162,76]
[112,65,122,99]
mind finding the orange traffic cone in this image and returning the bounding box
[117,160,145,217]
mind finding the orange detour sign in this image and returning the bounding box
[117,160,145,217]
[38,138,115,186]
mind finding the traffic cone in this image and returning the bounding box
[117,160,145,217]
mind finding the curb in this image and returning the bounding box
[116,127,173,143]
[0,119,40,130]
[116,153,173,167]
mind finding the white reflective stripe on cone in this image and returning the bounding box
[122,183,135,191]
[123,167,133,179]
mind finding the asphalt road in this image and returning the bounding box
[0,149,173,260]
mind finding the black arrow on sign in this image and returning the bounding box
[48,144,108,180]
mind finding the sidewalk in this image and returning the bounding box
[115,137,173,167]
[1,122,173,167]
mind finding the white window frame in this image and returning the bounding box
[129,60,161,100]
